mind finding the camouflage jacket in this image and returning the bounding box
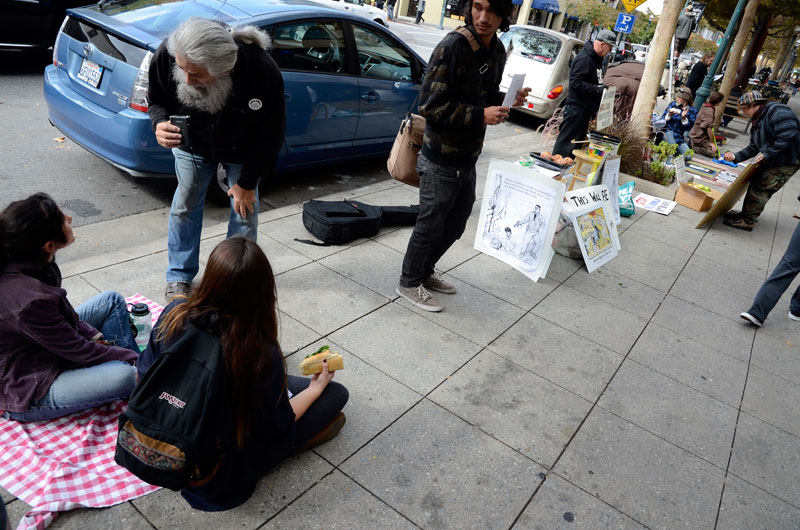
[418,25,506,169]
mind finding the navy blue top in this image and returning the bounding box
[141,301,296,511]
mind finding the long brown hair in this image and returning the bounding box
[158,236,285,447]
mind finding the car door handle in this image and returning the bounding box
[361,92,379,102]
[284,92,292,101]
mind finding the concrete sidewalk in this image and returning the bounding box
[4,99,800,529]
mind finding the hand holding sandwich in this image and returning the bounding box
[289,360,334,420]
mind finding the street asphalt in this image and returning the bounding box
[3,92,800,530]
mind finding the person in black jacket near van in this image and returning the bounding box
[148,17,285,301]
[552,30,615,158]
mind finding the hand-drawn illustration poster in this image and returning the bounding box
[475,160,565,282]
[570,203,618,273]
[564,184,621,251]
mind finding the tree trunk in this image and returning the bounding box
[714,0,761,130]
[734,13,772,88]
[773,29,793,80]
[630,0,684,139]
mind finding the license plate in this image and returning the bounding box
[77,58,104,88]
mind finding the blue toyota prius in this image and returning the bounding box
[44,0,425,191]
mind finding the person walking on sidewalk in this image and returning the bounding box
[740,218,800,326]
[386,0,396,21]
[148,18,286,300]
[552,30,615,158]
[414,0,425,23]
[686,52,714,98]
[674,6,694,58]
[722,91,800,231]
[397,0,530,312]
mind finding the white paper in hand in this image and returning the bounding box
[502,74,526,108]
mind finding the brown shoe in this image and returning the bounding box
[723,218,754,231]
[722,210,743,220]
[296,413,346,453]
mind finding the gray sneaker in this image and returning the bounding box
[423,271,457,294]
[789,311,800,322]
[165,281,192,302]
[740,312,762,327]
[396,284,443,312]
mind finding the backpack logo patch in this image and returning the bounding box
[159,391,186,409]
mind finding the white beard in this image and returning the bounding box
[172,64,233,114]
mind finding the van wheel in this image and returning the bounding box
[206,165,231,206]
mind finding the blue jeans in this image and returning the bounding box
[76,290,137,351]
[746,221,800,321]
[387,3,393,19]
[664,130,691,158]
[4,291,137,422]
[400,153,476,287]
[168,148,259,284]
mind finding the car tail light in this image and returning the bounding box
[53,16,69,67]
[129,51,153,112]
[546,85,563,100]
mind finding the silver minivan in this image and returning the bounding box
[499,25,584,119]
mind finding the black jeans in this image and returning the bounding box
[400,153,476,287]
[287,375,349,447]
[552,104,592,158]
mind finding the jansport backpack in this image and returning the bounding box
[298,199,419,245]
[115,322,229,490]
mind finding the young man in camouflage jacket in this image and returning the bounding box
[396,0,529,312]
[722,91,800,231]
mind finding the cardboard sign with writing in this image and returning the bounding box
[596,86,617,131]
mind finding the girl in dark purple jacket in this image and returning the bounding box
[0,193,138,422]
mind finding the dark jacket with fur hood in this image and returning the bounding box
[148,41,286,190]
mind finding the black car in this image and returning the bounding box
[1,0,89,51]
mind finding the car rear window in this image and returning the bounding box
[87,0,236,42]
[504,30,561,65]
[63,16,149,66]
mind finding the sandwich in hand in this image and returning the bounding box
[299,345,344,375]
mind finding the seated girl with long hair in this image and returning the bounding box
[143,236,348,511]
[0,193,139,422]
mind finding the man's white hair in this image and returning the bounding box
[166,17,272,77]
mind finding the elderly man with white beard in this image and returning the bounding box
[148,17,285,300]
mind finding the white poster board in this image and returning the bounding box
[601,155,621,225]
[475,160,565,282]
[569,201,618,273]
[564,184,621,252]
[596,86,617,130]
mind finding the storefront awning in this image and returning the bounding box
[531,0,560,13]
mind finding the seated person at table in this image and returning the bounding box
[689,91,725,158]
[0,193,138,422]
[143,236,349,511]
[661,87,698,159]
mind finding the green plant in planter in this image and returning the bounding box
[647,141,678,163]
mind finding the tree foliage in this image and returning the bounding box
[562,0,618,30]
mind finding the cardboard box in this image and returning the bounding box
[675,182,722,212]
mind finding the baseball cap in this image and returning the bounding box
[739,91,767,106]
[595,30,616,46]
[675,87,693,102]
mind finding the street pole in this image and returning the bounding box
[692,0,748,108]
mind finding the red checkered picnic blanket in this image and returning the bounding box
[0,295,164,530]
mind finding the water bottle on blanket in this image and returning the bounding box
[129,303,152,352]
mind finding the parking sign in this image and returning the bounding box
[614,13,636,34]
